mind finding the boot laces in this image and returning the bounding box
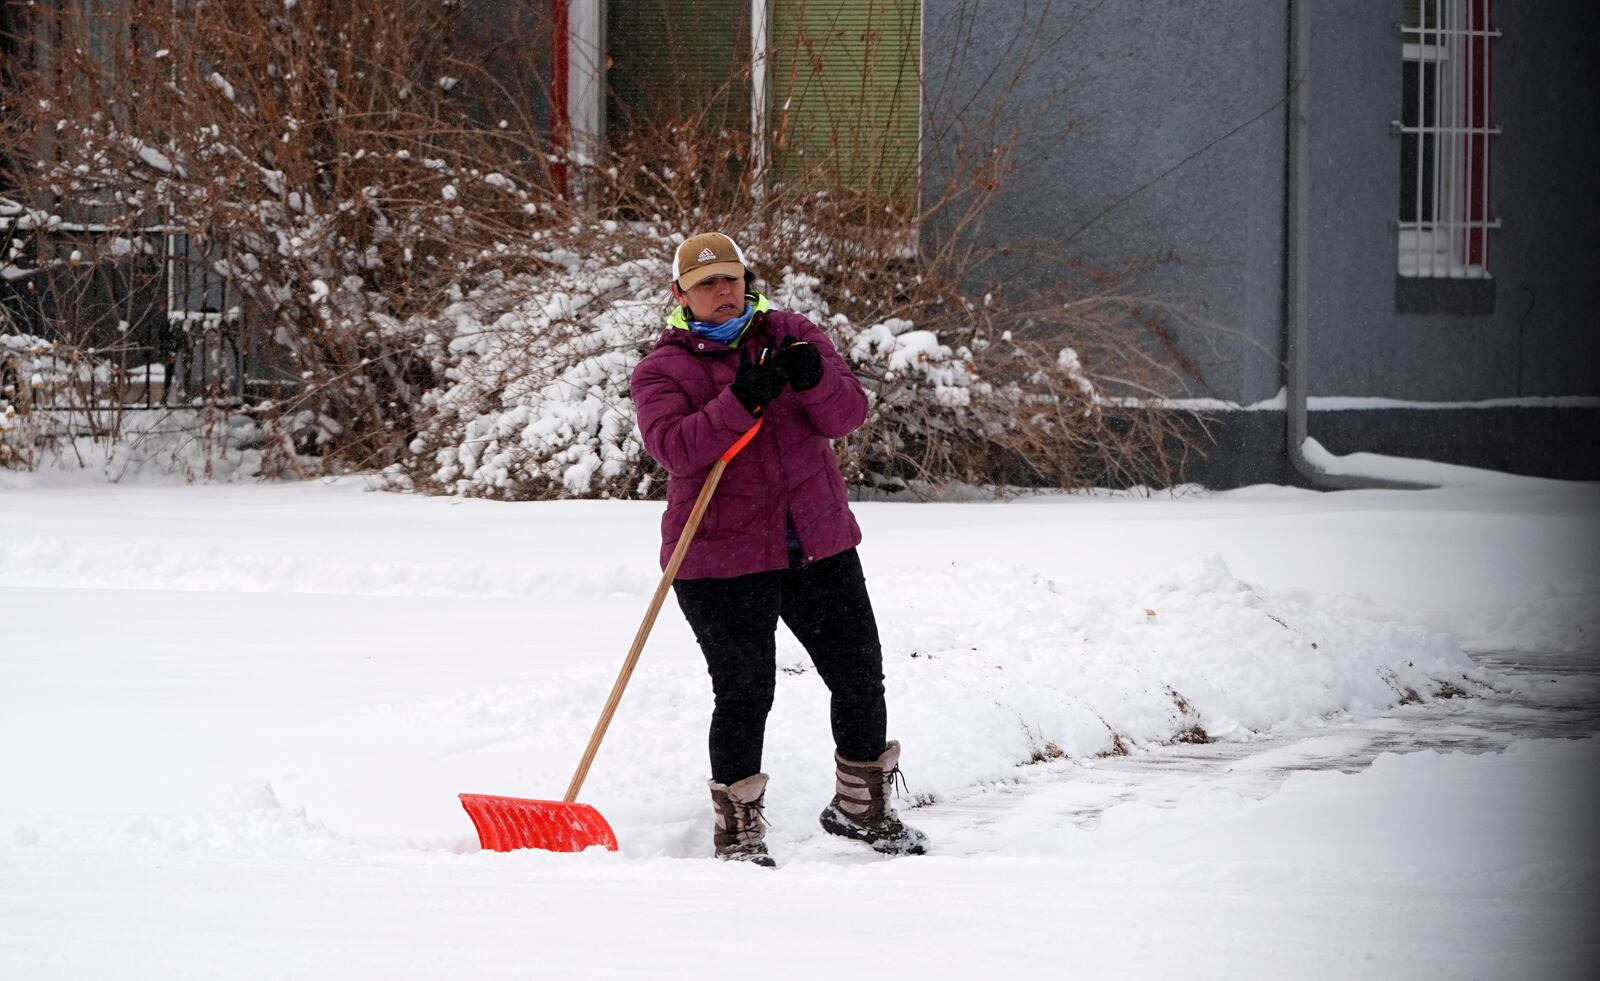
[885,763,909,801]
[734,793,769,842]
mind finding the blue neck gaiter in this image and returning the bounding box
[687,302,756,346]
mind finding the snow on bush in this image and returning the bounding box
[0,330,269,479]
[850,317,976,409]
[401,255,666,499]
[2,0,550,475]
[392,245,1050,500]
[1,331,102,397]
[1,332,83,470]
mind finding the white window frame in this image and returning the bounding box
[1394,0,1500,280]
[563,0,919,212]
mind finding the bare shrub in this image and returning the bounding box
[2,0,569,473]
[394,0,1204,498]
[4,0,1207,492]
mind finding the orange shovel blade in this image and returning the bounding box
[459,793,619,853]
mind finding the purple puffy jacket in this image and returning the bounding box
[631,302,869,580]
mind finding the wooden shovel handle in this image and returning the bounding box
[563,420,762,802]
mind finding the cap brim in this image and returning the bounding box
[678,261,745,289]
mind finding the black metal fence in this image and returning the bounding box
[1,223,283,411]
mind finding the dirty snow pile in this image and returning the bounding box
[2,462,1597,979]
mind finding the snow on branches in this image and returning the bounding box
[3,0,1201,490]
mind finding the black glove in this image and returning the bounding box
[775,337,824,392]
[731,360,787,414]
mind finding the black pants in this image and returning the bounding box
[672,548,887,785]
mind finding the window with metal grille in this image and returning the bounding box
[1395,0,1498,280]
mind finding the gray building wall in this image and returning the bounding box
[923,0,1289,405]
[1476,0,1598,397]
[921,0,1599,484]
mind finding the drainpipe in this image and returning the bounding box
[1285,0,1432,490]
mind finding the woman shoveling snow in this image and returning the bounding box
[630,232,929,867]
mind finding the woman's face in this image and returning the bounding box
[674,274,746,324]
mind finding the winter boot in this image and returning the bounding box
[818,740,929,855]
[709,773,776,868]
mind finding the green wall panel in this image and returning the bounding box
[769,0,921,201]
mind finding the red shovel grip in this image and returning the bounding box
[721,419,762,461]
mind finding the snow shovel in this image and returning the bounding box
[460,420,764,853]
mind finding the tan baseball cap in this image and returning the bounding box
[672,232,747,289]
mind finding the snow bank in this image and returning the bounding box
[878,553,1482,781]
[1466,575,1600,655]
[0,482,1507,862]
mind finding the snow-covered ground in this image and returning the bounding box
[2,461,1597,979]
